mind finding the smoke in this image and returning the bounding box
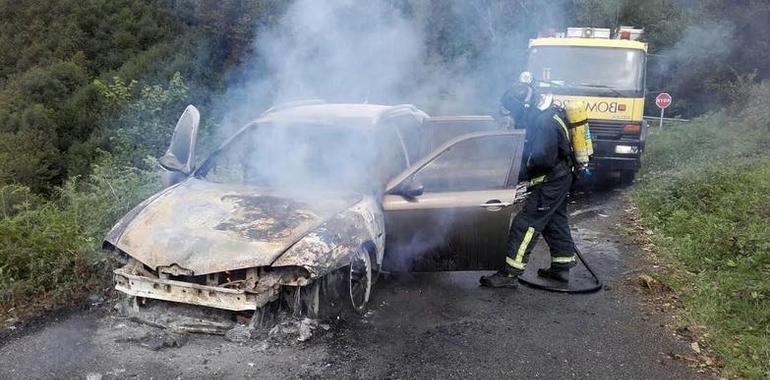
[214,0,557,130]
[257,0,423,105]
[206,0,535,188]
[205,0,430,199]
[645,1,769,116]
[216,0,420,131]
[200,0,556,268]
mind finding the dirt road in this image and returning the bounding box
[0,189,706,379]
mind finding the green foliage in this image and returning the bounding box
[639,83,770,177]
[0,0,184,189]
[0,0,282,320]
[0,0,275,192]
[96,73,190,168]
[59,155,161,247]
[0,0,177,82]
[0,155,160,314]
[633,82,770,378]
[0,192,90,309]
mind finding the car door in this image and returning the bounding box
[382,129,525,271]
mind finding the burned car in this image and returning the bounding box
[103,101,525,318]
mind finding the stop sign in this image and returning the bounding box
[656,92,672,109]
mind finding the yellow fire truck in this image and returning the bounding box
[525,26,647,183]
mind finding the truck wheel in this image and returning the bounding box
[620,170,636,186]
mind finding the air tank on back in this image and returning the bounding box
[564,100,593,169]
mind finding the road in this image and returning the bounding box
[0,188,707,379]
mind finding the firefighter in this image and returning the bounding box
[480,81,577,288]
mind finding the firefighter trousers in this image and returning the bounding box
[505,174,577,273]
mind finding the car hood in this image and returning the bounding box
[106,178,361,275]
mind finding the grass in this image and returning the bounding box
[632,83,770,378]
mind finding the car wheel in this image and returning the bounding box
[345,248,372,314]
[300,248,373,318]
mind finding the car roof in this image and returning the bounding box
[257,102,428,126]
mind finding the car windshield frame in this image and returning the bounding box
[526,45,646,97]
[195,120,381,192]
[195,121,260,179]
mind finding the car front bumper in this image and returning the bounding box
[114,267,278,311]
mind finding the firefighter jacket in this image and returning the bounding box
[517,106,572,183]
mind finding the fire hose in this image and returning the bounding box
[517,244,603,294]
[512,184,603,294]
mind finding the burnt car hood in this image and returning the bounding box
[105,178,361,275]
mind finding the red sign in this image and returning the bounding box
[656,92,672,109]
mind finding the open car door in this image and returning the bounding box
[382,129,525,271]
[421,116,501,150]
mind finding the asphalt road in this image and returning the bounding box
[0,188,707,379]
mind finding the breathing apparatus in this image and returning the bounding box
[505,72,595,177]
[564,101,594,173]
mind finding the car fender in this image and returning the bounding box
[271,196,384,278]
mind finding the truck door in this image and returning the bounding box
[382,130,525,271]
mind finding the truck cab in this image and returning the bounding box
[525,27,648,183]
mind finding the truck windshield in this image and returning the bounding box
[527,46,645,96]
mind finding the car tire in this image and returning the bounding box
[300,248,372,319]
[342,248,372,315]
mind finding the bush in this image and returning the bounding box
[95,72,190,169]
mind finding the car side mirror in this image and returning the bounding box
[391,179,424,199]
[159,153,186,172]
[161,105,200,187]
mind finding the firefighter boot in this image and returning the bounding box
[537,267,570,283]
[480,267,520,289]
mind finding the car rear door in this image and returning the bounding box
[382,129,525,271]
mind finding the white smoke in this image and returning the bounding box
[201,0,558,269]
[258,0,423,104]
[216,0,423,131]
[213,0,558,130]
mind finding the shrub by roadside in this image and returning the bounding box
[0,157,160,325]
[0,70,189,325]
[633,83,770,378]
[0,61,182,327]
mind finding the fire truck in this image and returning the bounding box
[524,26,647,183]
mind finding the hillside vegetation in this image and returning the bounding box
[0,0,273,321]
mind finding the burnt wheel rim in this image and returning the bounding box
[348,250,371,312]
